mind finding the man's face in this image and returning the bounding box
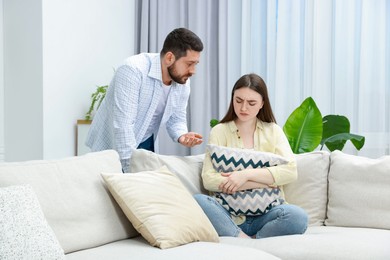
[167,50,200,84]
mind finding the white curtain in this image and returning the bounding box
[136,0,390,158]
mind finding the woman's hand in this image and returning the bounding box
[219,171,248,194]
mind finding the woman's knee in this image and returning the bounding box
[283,204,309,234]
[193,193,209,205]
[193,194,240,237]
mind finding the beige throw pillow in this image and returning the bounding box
[326,151,390,229]
[102,166,219,249]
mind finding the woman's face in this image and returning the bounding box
[233,87,264,123]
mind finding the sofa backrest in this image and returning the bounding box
[326,150,390,230]
[0,150,137,254]
[130,149,331,227]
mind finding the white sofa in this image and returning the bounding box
[0,149,389,259]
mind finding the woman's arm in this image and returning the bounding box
[265,124,298,186]
[218,123,297,193]
[218,168,274,194]
[201,125,228,192]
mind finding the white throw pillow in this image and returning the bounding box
[0,185,65,259]
[0,150,135,254]
[129,149,206,195]
[102,166,219,249]
[0,150,139,254]
[206,144,288,216]
[284,151,330,226]
[326,151,390,229]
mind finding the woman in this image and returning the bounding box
[195,73,308,239]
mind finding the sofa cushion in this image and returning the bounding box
[66,236,281,260]
[326,151,390,229]
[284,151,330,226]
[220,226,390,260]
[130,149,205,194]
[0,185,65,259]
[0,150,136,254]
[102,166,219,249]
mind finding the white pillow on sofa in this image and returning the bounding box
[102,166,219,249]
[0,150,136,254]
[129,149,205,195]
[284,151,330,226]
[325,151,390,229]
[0,185,65,259]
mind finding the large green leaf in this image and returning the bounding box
[322,115,350,138]
[283,97,323,154]
[321,114,365,151]
[321,133,365,151]
[321,115,350,151]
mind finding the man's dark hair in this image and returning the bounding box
[160,28,203,59]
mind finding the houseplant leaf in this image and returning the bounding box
[321,133,365,151]
[85,85,108,120]
[321,114,350,151]
[321,115,351,151]
[210,119,220,128]
[283,97,323,154]
[321,114,365,151]
[322,115,350,137]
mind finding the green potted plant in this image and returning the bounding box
[85,85,108,121]
[76,84,108,156]
[283,97,365,153]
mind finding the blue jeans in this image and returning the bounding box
[120,135,154,173]
[194,194,308,239]
[137,135,154,152]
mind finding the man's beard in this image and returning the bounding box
[167,63,191,84]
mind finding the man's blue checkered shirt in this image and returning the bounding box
[86,53,190,172]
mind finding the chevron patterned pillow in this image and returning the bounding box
[207,144,288,216]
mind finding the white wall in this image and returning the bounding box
[0,0,4,161]
[3,0,43,161]
[41,0,135,159]
[3,0,135,161]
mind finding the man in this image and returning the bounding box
[86,28,204,172]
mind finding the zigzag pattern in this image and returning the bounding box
[226,188,281,199]
[216,197,284,216]
[207,144,288,172]
[211,153,271,171]
[215,188,283,216]
[207,144,289,216]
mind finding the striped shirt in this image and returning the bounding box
[86,53,190,172]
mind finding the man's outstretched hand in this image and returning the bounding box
[178,132,203,147]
